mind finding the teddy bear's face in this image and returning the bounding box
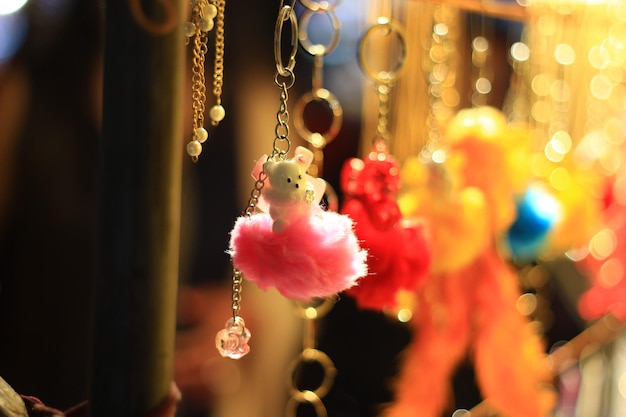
[264,160,308,201]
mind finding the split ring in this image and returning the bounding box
[287,348,337,400]
[275,6,298,77]
[299,0,343,11]
[285,392,327,417]
[358,19,407,83]
[294,88,343,148]
[298,8,341,56]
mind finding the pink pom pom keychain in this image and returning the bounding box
[230,146,367,300]
[216,4,367,359]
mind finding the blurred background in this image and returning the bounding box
[1,1,625,417]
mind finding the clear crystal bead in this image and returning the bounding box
[215,316,251,359]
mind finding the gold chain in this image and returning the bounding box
[376,82,392,142]
[286,299,337,417]
[229,168,269,318]
[192,30,208,132]
[231,268,243,319]
[271,4,298,160]
[272,75,294,159]
[284,3,341,417]
[209,0,227,126]
[185,0,222,162]
[419,5,460,164]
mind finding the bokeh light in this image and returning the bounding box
[0,0,28,15]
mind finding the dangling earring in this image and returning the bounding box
[185,0,226,162]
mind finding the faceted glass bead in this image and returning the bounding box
[209,105,226,123]
[215,316,251,359]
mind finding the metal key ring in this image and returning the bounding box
[293,297,336,319]
[299,0,343,11]
[275,5,298,77]
[358,19,407,83]
[285,392,327,417]
[298,8,341,57]
[287,348,337,400]
[293,88,343,148]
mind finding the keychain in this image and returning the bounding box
[340,10,430,311]
[216,4,367,359]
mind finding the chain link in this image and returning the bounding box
[293,0,344,181]
[376,82,392,141]
[231,268,243,319]
[212,0,226,108]
[419,6,459,163]
[272,70,295,159]
[285,4,343,414]
[185,0,217,162]
[286,298,337,417]
[191,30,208,132]
[230,163,271,318]
[358,11,407,148]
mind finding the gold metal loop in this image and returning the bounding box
[298,8,341,57]
[272,136,291,157]
[358,19,407,83]
[274,5,298,77]
[299,0,342,11]
[285,391,328,417]
[288,348,337,399]
[274,68,296,90]
[293,297,336,320]
[293,88,343,149]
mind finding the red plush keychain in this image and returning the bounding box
[340,142,430,310]
[342,15,430,311]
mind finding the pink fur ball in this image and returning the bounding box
[229,205,368,301]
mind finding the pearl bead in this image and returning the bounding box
[194,127,209,143]
[187,140,202,157]
[203,4,218,19]
[184,22,196,38]
[199,17,214,32]
[210,105,226,123]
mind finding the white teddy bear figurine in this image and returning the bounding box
[252,146,326,233]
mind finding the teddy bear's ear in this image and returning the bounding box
[262,160,276,182]
[251,154,268,180]
[294,146,314,169]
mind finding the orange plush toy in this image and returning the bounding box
[390,107,555,417]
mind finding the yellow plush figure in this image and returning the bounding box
[445,106,528,233]
[399,158,490,274]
